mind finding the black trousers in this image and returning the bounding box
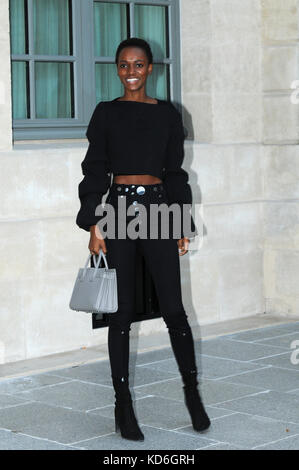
[102,182,198,379]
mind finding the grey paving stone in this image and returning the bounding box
[0,393,32,410]
[1,322,299,450]
[254,434,299,450]
[49,361,179,388]
[0,374,73,395]
[91,395,214,432]
[211,389,299,424]
[198,355,270,380]
[0,402,114,444]
[0,429,80,450]
[174,412,299,449]
[253,351,299,371]
[47,361,112,385]
[201,442,244,450]
[125,366,179,387]
[217,366,299,392]
[197,338,285,362]
[137,355,270,380]
[254,332,299,350]
[200,379,265,405]
[225,323,299,342]
[134,376,263,406]
[90,395,184,430]
[133,377,181,399]
[15,380,116,412]
[204,407,238,420]
[136,358,179,375]
[135,347,175,366]
[75,424,217,450]
[93,394,235,423]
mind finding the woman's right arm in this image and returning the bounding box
[76,101,111,254]
[89,224,107,255]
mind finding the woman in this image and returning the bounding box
[76,38,210,441]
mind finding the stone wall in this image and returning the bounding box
[0,0,298,365]
[261,0,299,316]
[180,0,299,321]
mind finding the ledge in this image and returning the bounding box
[12,139,88,151]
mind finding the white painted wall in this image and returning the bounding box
[0,0,298,365]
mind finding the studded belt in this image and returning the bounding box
[110,182,164,196]
[107,182,167,216]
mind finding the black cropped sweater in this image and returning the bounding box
[76,97,197,238]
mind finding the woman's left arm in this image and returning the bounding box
[162,104,198,254]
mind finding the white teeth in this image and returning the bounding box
[127,78,138,82]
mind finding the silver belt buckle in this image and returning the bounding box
[136,185,145,195]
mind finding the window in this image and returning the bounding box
[9,0,181,140]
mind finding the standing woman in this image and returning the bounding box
[76,38,210,441]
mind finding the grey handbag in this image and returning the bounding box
[69,250,118,314]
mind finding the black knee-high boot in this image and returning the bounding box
[167,321,211,432]
[112,375,144,441]
[108,326,130,378]
[108,326,144,441]
[180,368,211,432]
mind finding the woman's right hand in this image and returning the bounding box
[88,225,107,255]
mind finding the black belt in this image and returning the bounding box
[111,183,164,196]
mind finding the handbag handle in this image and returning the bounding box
[93,250,109,270]
[81,249,109,280]
[92,250,109,279]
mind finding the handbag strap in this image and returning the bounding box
[81,250,109,280]
[93,250,109,270]
[92,250,109,279]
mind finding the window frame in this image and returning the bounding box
[10,0,182,141]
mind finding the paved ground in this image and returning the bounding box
[0,320,299,450]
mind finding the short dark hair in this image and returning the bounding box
[115,37,153,65]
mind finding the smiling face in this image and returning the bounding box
[116,46,153,93]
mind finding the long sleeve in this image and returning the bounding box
[163,105,198,239]
[76,102,111,232]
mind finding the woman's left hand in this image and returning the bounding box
[177,237,189,255]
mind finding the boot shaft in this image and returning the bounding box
[180,368,199,389]
[112,375,132,404]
